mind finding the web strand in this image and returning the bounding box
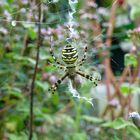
[68,80,95,107]
[0,0,120,30]
[0,0,128,93]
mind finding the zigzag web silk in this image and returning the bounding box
[66,0,125,107]
[66,0,99,107]
[0,0,126,107]
[0,0,124,102]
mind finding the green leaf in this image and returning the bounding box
[43,114,54,124]
[51,94,59,105]
[54,114,75,126]
[130,5,140,21]
[7,0,14,4]
[102,118,135,130]
[5,122,17,132]
[8,134,19,140]
[13,55,36,65]
[120,85,131,95]
[131,86,140,94]
[82,115,103,123]
[26,58,36,65]
[16,99,29,113]
[34,117,44,126]
[28,28,37,40]
[124,53,138,67]
[39,48,49,60]
[127,126,140,139]
[8,132,33,140]
[113,135,121,140]
[71,132,87,140]
[36,81,49,91]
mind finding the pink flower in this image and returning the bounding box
[128,27,140,48]
[41,28,47,35]
[49,75,57,84]
[109,99,119,108]
[42,73,50,80]
[22,0,28,4]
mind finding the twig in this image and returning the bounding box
[127,66,133,112]
[28,1,41,140]
[103,0,118,120]
[119,66,129,84]
[137,55,140,113]
[104,0,118,100]
[92,0,118,119]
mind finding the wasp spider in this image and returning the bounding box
[49,37,101,94]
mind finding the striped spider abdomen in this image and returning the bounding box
[62,44,78,65]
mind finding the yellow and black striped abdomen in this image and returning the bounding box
[62,45,78,64]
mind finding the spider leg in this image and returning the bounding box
[49,36,64,66]
[49,73,69,94]
[76,70,100,87]
[52,64,66,71]
[77,45,87,66]
[47,60,66,71]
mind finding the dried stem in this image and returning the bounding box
[137,53,140,113]
[127,66,133,112]
[104,0,118,100]
[103,0,118,119]
[28,1,41,140]
[92,0,119,119]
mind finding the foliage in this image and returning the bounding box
[0,0,140,140]
[124,53,138,67]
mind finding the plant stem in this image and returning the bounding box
[29,1,41,140]
[127,66,132,113]
[137,53,140,113]
[104,0,118,101]
[104,0,118,120]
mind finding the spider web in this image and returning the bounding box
[0,1,126,80]
[0,1,126,67]
[68,80,95,107]
[0,0,127,44]
[0,0,128,106]
[68,73,107,108]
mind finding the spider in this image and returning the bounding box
[49,37,101,94]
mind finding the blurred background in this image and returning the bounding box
[0,0,140,139]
